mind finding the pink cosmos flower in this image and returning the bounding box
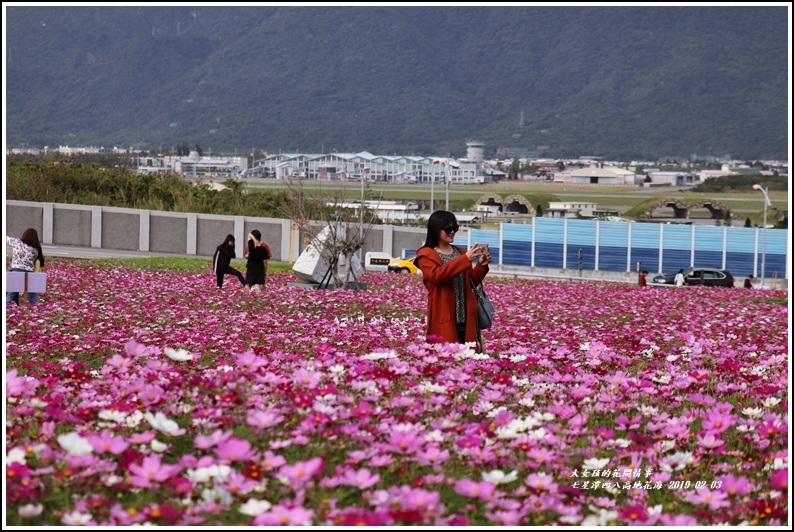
[713,474,754,497]
[88,429,129,455]
[246,409,285,430]
[215,437,256,463]
[370,454,394,467]
[219,470,260,495]
[278,457,324,485]
[126,431,156,445]
[340,468,381,489]
[292,367,323,388]
[234,350,269,374]
[252,505,314,526]
[128,455,181,488]
[105,354,133,372]
[453,478,496,500]
[659,514,700,526]
[686,487,729,510]
[194,429,233,450]
[700,410,736,433]
[525,472,558,492]
[415,446,451,467]
[484,510,523,525]
[384,431,425,454]
[261,451,287,471]
[695,432,725,449]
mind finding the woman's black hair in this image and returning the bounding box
[21,228,44,268]
[251,229,262,241]
[421,210,457,249]
[222,234,235,246]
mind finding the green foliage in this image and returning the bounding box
[6,160,290,217]
[691,175,788,193]
[5,6,788,160]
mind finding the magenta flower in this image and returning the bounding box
[128,455,181,488]
[769,469,787,491]
[88,429,129,455]
[214,437,256,463]
[700,409,736,433]
[593,427,615,439]
[453,478,496,500]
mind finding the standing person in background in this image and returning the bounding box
[212,234,245,289]
[674,269,685,288]
[245,230,270,291]
[6,228,44,305]
[415,210,491,352]
[638,270,648,287]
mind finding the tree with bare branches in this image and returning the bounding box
[277,175,383,289]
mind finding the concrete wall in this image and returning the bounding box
[5,201,420,262]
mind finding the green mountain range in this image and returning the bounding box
[5,6,789,160]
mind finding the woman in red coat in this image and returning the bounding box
[415,210,491,351]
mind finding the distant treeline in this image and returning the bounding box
[6,160,289,218]
[691,174,787,193]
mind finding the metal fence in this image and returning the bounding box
[468,218,788,278]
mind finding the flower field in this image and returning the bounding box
[4,259,790,526]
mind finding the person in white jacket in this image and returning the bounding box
[674,269,685,287]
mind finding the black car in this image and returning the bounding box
[652,267,735,287]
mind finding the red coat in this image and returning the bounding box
[415,246,489,350]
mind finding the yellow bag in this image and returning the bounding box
[34,259,42,272]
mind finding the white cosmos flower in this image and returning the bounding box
[18,503,44,518]
[98,409,128,423]
[363,350,398,360]
[495,425,520,439]
[143,411,183,436]
[741,407,764,419]
[762,397,781,408]
[7,447,27,465]
[164,347,194,361]
[202,486,233,505]
[125,410,144,428]
[582,457,610,470]
[61,511,92,525]
[57,432,94,456]
[239,498,272,516]
[150,439,168,453]
[482,469,519,484]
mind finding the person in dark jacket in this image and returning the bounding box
[245,229,270,291]
[213,234,245,289]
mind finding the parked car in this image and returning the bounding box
[388,256,421,275]
[652,267,735,287]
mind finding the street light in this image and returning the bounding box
[752,184,771,288]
